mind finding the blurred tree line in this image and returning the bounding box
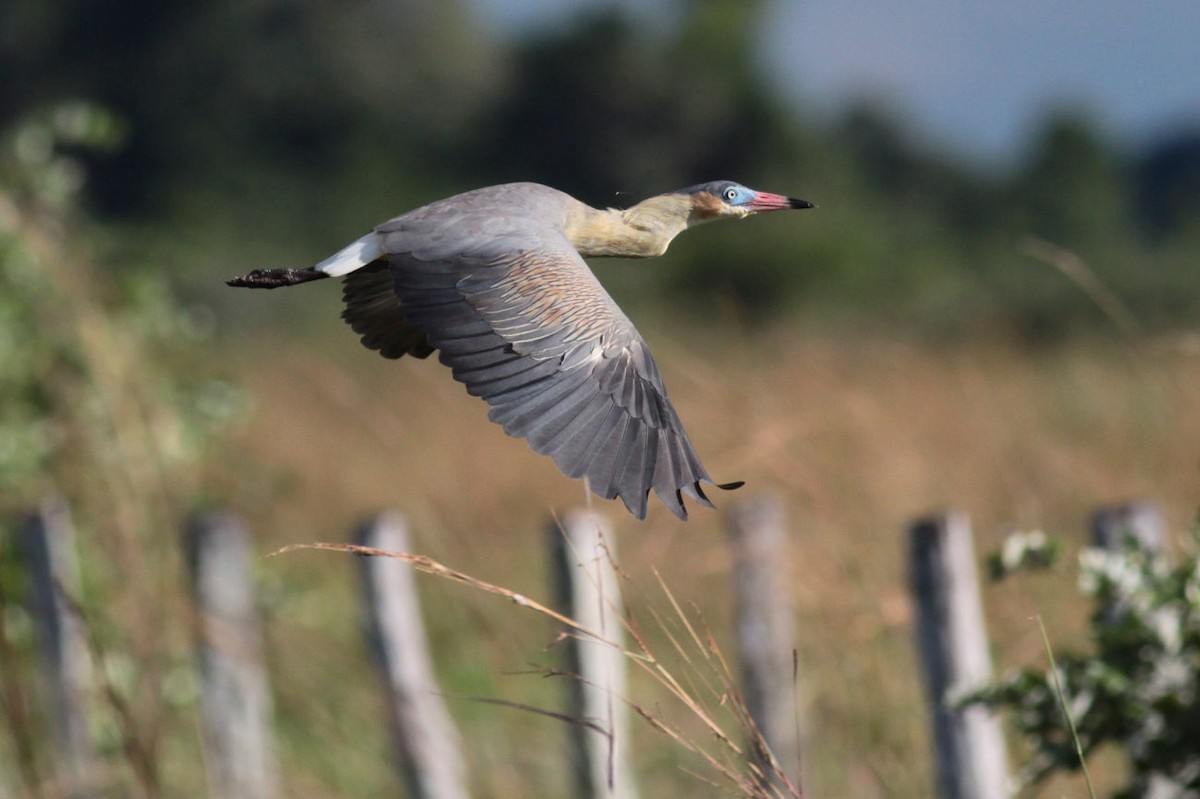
[3,0,1198,337]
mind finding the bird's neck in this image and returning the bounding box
[566,195,697,259]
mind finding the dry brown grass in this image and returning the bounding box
[211,320,1200,798]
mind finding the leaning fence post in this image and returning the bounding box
[727,495,803,791]
[550,510,638,799]
[20,495,97,797]
[184,512,279,799]
[356,512,468,799]
[910,511,1009,799]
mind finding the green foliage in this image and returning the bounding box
[5,1,1196,336]
[0,102,242,509]
[1012,112,1131,247]
[0,104,113,503]
[972,527,1200,796]
[986,529,1061,581]
[0,103,245,792]
[468,3,793,202]
[0,0,498,215]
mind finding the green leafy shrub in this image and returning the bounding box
[0,102,245,793]
[972,525,1200,797]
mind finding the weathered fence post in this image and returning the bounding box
[727,495,803,791]
[910,511,1010,799]
[1091,501,1166,558]
[550,510,638,799]
[356,511,468,799]
[1091,500,1169,630]
[20,495,97,797]
[184,512,279,799]
[1091,501,1175,799]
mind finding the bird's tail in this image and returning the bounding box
[227,231,385,288]
[226,267,330,288]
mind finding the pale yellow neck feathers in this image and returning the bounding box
[566,194,697,259]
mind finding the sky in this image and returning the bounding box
[471,0,1200,165]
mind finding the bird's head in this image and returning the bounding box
[679,180,815,224]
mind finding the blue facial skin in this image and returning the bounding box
[682,181,755,207]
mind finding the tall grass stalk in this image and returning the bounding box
[1024,237,1140,336]
[1034,614,1097,799]
[273,541,802,798]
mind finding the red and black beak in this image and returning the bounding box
[746,191,816,212]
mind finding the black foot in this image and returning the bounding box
[226,268,330,289]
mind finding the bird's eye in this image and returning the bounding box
[723,187,739,202]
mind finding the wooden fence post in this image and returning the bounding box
[1091,501,1166,558]
[727,495,803,791]
[910,511,1010,799]
[20,495,97,797]
[356,512,468,799]
[184,512,279,799]
[550,510,638,799]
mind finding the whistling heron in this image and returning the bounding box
[229,181,813,519]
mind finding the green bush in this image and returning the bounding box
[0,103,245,793]
[972,525,1200,796]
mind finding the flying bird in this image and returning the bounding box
[229,181,813,519]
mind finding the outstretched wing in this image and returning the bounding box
[370,227,733,520]
[341,261,435,359]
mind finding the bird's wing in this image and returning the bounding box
[341,261,435,359]
[382,228,729,520]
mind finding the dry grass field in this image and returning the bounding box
[211,319,1199,798]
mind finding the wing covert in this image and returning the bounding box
[380,232,731,519]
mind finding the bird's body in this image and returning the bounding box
[230,181,812,519]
